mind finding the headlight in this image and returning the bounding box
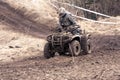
[63,36,69,40]
[47,35,52,41]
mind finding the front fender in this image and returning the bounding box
[70,35,82,42]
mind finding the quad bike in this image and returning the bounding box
[44,27,91,59]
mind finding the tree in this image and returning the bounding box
[57,0,120,17]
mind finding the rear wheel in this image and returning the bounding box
[69,40,81,56]
[81,36,91,55]
[44,43,55,59]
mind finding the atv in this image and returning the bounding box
[44,28,91,59]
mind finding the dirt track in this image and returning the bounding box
[0,48,120,80]
[0,0,120,80]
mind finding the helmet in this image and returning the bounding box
[59,7,66,14]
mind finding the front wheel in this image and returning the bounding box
[44,43,55,59]
[69,40,81,56]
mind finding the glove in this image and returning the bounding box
[56,27,62,32]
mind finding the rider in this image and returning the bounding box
[58,7,81,34]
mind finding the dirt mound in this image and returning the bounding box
[0,0,55,37]
[2,0,58,27]
[92,34,120,51]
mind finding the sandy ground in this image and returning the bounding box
[0,0,120,80]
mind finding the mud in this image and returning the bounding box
[0,0,120,80]
[0,34,120,80]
